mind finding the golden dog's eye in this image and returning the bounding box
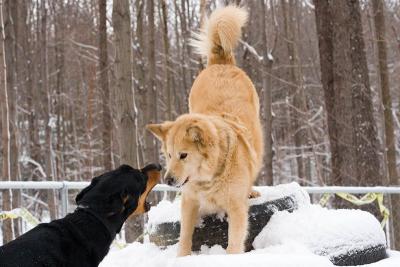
[168,153,171,159]
[179,153,188,160]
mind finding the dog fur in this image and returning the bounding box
[147,5,263,256]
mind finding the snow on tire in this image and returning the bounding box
[147,183,388,266]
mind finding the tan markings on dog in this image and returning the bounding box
[147,6,264,256]
[131,169,161,216]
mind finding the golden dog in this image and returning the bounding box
[147,5,263,256]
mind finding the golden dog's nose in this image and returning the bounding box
[164,174,175,186]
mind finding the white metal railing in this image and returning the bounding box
[2,181,400,248]
[1,181,400,217]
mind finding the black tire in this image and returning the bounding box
[330,244,387,266]
[149,195,298,251]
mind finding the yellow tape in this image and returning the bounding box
[319,193,332,206]
[112,240,127,249]
[319,192,390,228]
[0,208,39,227]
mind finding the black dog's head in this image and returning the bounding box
[75,164,161,222]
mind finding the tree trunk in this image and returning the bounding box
[98,0,112,171]
[112,0,141,243]
[40,0,57,221]
[372,0,400,249]
[0,0,13,244]
[282,0,308,184]
[260,0,273,185]
[4,0,21,237]
[348,0,381,187]
[54,2,65,181]
[161,0,172,121]
[133,0,146,167]
[314,0,382,214]
[145,0,158,163]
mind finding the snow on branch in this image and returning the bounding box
[239,39,263,62]
[20,155,46,179]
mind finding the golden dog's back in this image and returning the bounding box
[189,5,264,171]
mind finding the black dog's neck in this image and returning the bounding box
[64,208,125,262]
[74,207,124,238]
[75,206,117,239]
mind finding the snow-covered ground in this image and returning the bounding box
[100,182,400,266]
[100,242,400,267]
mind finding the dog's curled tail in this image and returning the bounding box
[191,5,248,66]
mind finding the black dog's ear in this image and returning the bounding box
[75,177,100,204]
[141,163,162,174]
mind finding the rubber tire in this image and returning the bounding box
[149,196,297,251]
[330,244,387,266]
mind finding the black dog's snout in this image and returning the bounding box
[154,163,162,171]
[144,202,151,212]
[165,176,175,186]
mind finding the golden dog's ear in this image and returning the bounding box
[146,122,173,141]
[187,125,209,146]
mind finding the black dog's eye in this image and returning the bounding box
[179,153,188,160]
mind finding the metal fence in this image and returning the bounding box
[1,182,400,248]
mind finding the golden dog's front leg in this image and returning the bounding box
[226,199,248,254]
[177,194,199,257]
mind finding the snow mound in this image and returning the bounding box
[253,204,387,259]
[147,198,182,228]
[147,182,309,232]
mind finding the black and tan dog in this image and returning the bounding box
[0,164,161,267]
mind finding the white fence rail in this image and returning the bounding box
[2,182,400,248]
[1,181,400,217]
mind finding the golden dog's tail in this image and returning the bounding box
[191,5,248,66]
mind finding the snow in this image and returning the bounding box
[147,182,309,232]
[101,182,400,266]
[147,198,182,232]
[100,242,400,267]
[253,204,387,259]
[249,182,310,207]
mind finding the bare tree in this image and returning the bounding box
[4,0,20,237]
[314,0,382,216]
[0,0,12,244]
[260,0,275,185]
[160,0,173,120]
[145,0,158,163]
[98,0,112,171]
[112,0,141,243]
[372,0,400,249]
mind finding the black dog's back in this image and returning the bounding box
[0,210,111,267]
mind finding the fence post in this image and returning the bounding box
[60,182,69,217]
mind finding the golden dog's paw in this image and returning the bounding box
[177,250,191,257]
[226,245,244,254]
[249,190,261,199]
[177,244,192,257]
